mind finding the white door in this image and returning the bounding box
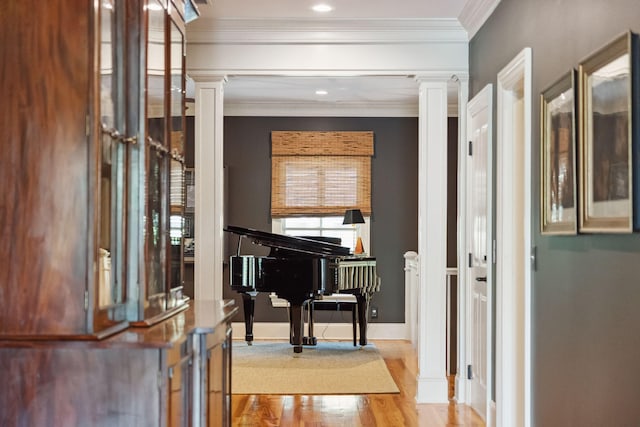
[466,85,493,422]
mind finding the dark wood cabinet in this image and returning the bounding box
[0,302,237,427]
[0,2,237,426]
[201,322,233,426]
[1,0,127,339]
[0,0,194,338]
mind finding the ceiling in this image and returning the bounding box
[189,0,486,115]
[197,0,468,20]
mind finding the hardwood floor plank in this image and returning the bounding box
[231,340,485,427]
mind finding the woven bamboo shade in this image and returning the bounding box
[272,131,374,156]
[271,131,373,217]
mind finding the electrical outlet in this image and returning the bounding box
[371,306,378,319]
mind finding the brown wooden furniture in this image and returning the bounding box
[1,0,193,337]
[0,301,238,427]
[0,2,240,426]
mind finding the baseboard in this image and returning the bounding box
[231,321,409,341]
[489,400,497,427]
[416,376,449,403]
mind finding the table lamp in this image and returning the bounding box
[342,209,365,255]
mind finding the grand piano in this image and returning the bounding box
[225,225,379,353]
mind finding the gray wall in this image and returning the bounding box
[470,0,640,425]
[223,116,419,324]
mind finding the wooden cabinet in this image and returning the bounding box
[0,301,237,427]
[1,0,127,339]
[132,0,191,325]
[0,2,239,426]
[199,321,233,426]
[0,0,196,338]
[167,335,194,426]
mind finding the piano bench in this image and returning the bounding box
[304,296,358,346]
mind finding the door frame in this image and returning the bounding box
[495,47,532,427]
[463,83,494,425]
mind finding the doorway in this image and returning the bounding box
[495,47,532,427]
[465,84,494,424]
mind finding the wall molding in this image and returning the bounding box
[187,18,468,45]
[224,100,420,117]
[458,0,502,40]
[496,47,532,427]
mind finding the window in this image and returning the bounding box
[272,216,370,254]
[271,131,373,216]
[270,131,374,254]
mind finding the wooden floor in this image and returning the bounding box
[231,340,485,427]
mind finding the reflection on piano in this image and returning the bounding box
[225,225,380,353]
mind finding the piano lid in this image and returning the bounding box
[225,225,351,257]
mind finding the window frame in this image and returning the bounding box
[272,216,370,255]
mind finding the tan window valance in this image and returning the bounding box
[271,131,373,217]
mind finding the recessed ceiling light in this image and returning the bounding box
[312,4,333,13]
[315,89,328,96]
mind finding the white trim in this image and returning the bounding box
[404,251,419,348]
[416,78,449,404]
[187,18,468,45]
[455,76,469,403]
[231,322,408,341]
[193,77,226,301]
[490,400,497,427]
[465,83,494,426]
[458,0,502,40]
[225,100,419,118]
[496,47,532,427]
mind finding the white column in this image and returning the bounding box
[193,76,226,301]
[416,77,449,403]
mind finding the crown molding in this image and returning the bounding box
[222,99,458,118]
[187,18,468,44]
[458,0,501,40]
[224,100,419,117]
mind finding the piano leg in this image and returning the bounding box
[355,294,368,346]
[302,301,317,346]
[289,304,304,353]
[241,293,256,345]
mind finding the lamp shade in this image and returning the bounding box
[342,209,365,225]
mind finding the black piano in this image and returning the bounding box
[225,225,351,353]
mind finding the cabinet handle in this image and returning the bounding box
[100,123,137,145]
[146,137,184,163]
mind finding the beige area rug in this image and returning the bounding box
[232,341,400,395]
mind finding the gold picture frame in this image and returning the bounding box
[578,31,639,233]
[540,70,578,235]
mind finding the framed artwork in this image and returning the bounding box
[578,31,639,233]
[540,70,578,235]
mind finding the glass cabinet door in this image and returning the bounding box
[168,11,186,306]
[145,0,168,314]
[98,0,126,311]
